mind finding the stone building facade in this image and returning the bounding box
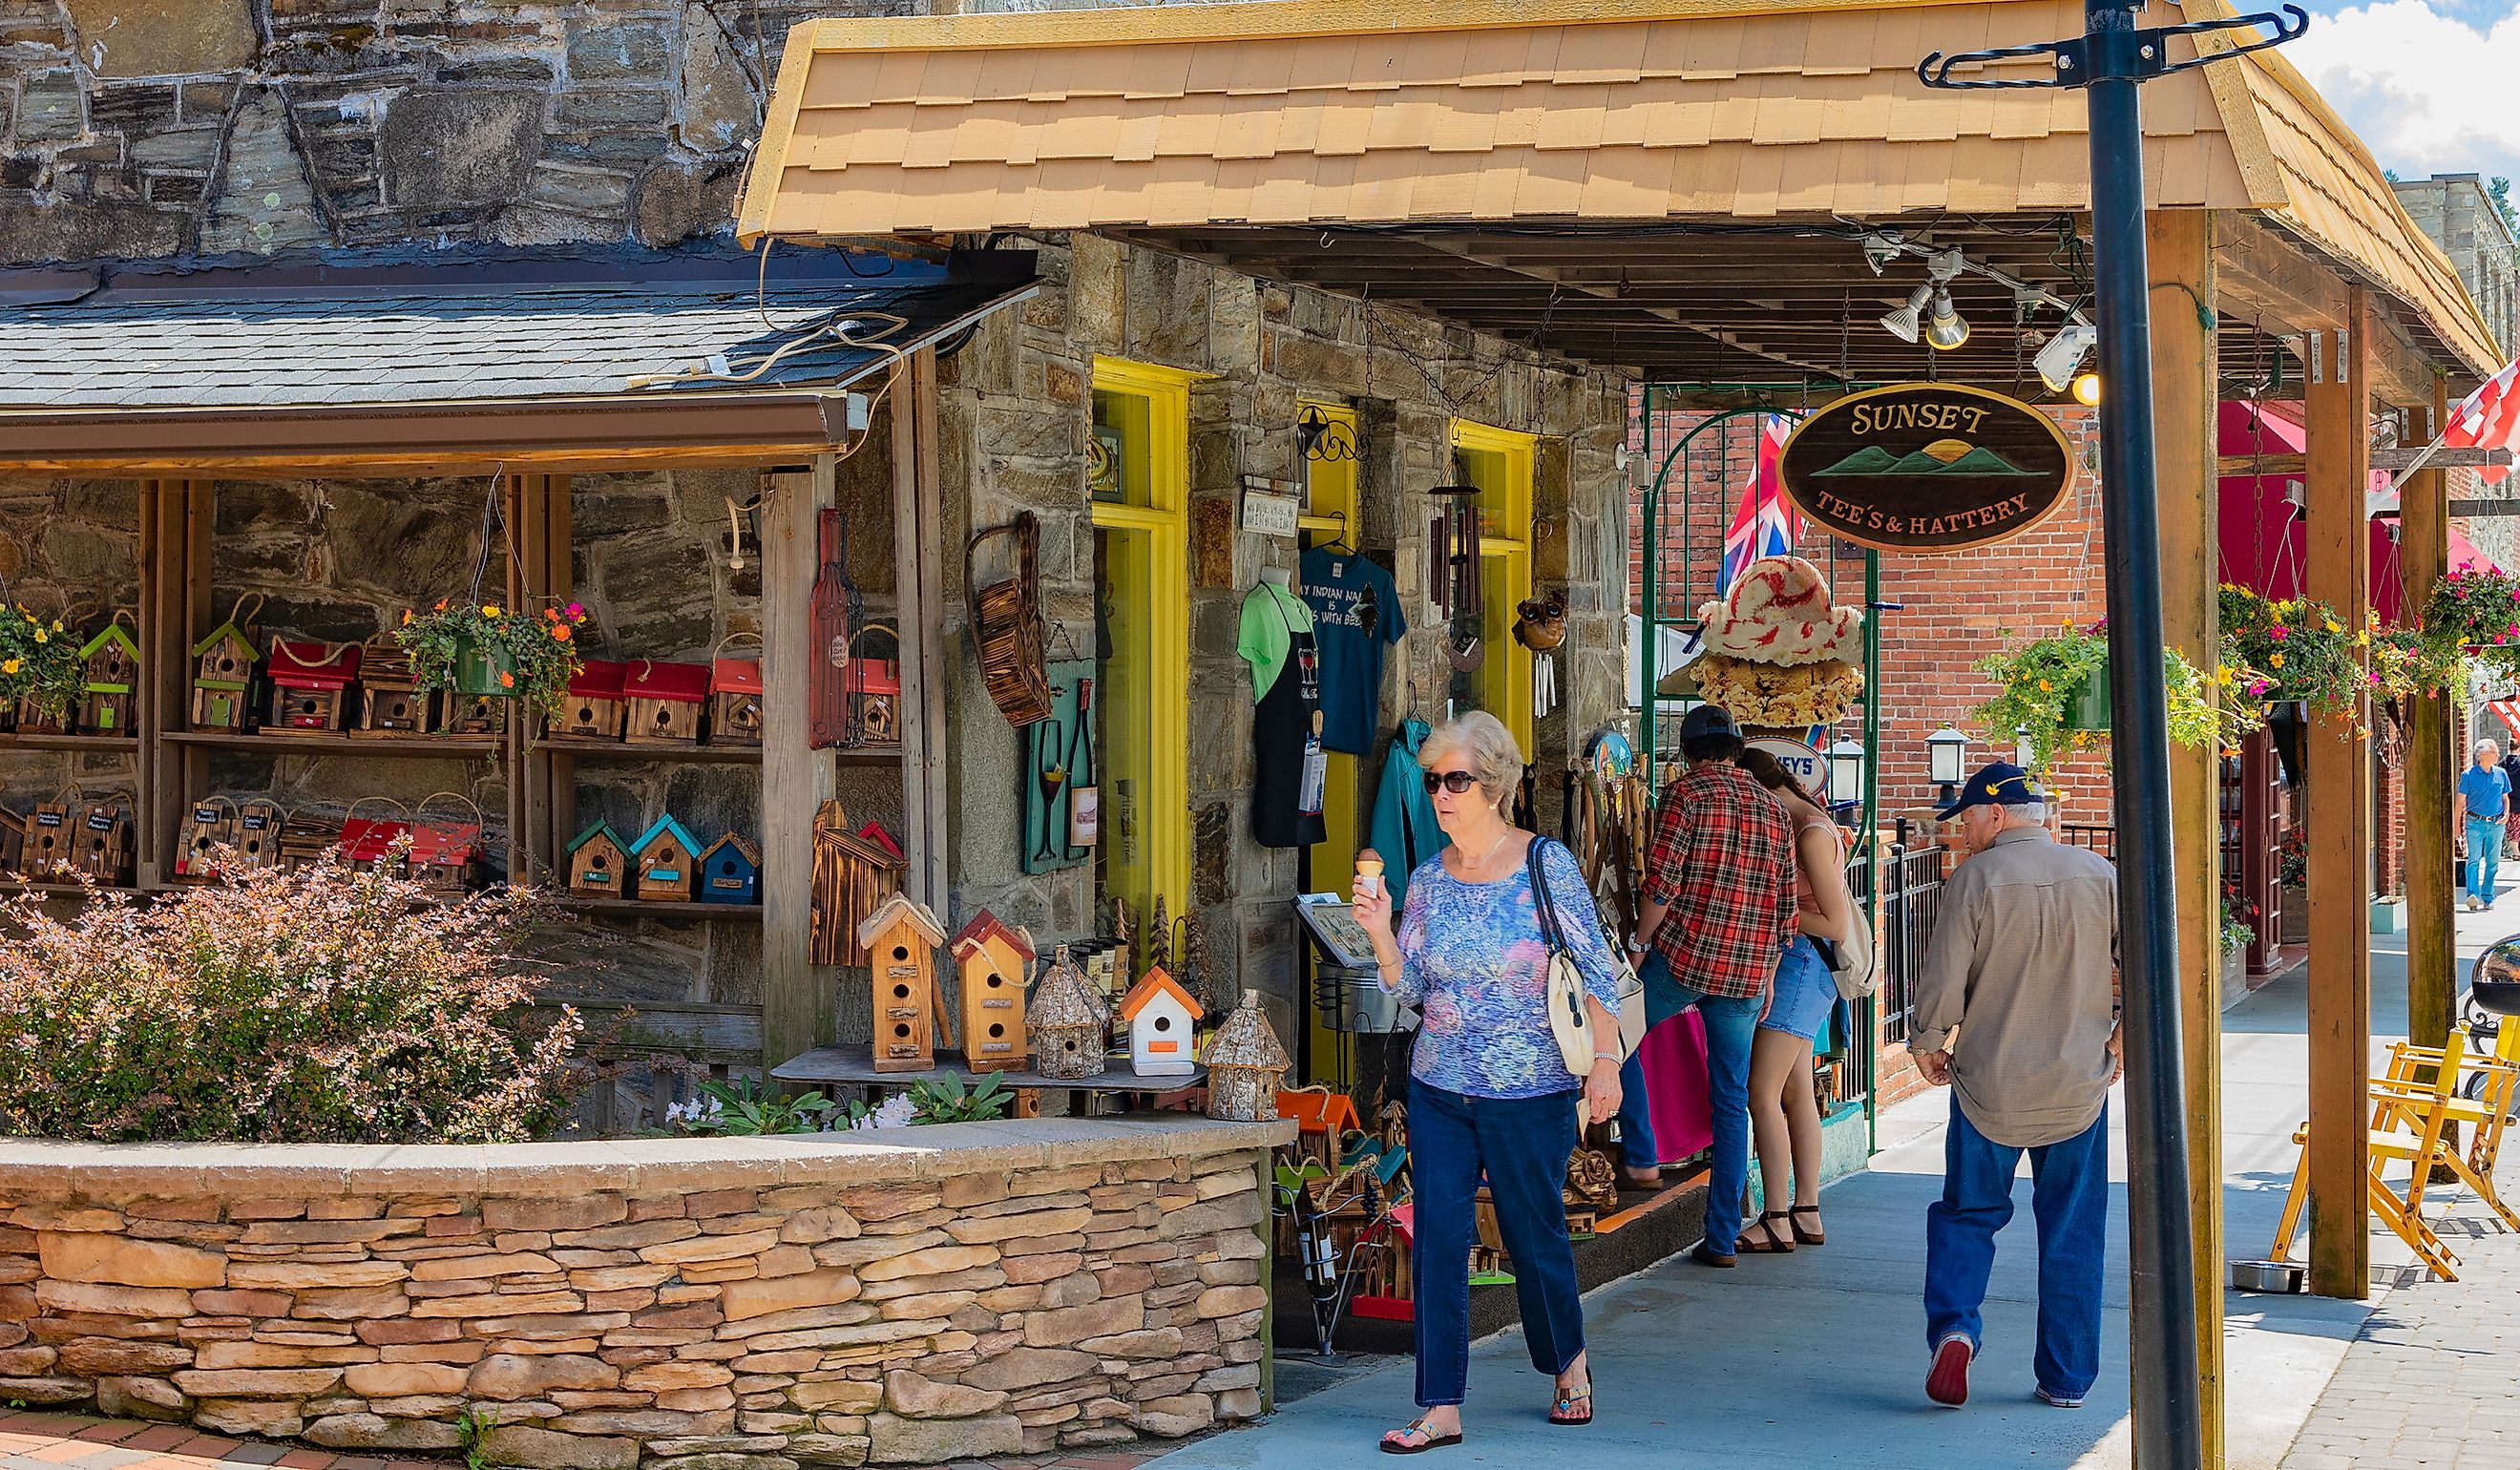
[2392,174,2519,366]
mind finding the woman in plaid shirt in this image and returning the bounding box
[1352,711,1624,1452]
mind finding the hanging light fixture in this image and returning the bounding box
[1881,247,1970,349]
[2036,321,2098,392]
[1880,283,1934,344]
[2072,370,2103,407]
[1922,284,1970,351]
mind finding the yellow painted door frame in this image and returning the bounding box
[1450,418,1535,758]
[1088,357,1194,935]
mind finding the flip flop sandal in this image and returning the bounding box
[1791,1205,1826,1246]
[1549,1386,1595,1426]
[1380,1418,1463,1454]
[1735,1210,1796,1253]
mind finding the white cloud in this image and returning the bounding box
[2285,0,2520,180]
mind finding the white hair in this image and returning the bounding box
[1994,801,2048,828]
[1420,711,1525,802]
[2478,740,2503,759]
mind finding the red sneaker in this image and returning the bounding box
[1926,1336,1973,1407]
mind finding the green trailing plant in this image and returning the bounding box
[1970,621,2231,777]
[0,605,83,721]
[2216,585,2446,720]
[908,1071,1013,1124]
[669,1076,836,1135]
[394,598,587,713]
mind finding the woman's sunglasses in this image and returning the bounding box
[1421,770,1481,794]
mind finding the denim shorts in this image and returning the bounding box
[1759,935,1837,1042]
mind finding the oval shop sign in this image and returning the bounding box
[1778,384,2075,554]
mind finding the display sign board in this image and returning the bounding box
[1748,736,1829,803]
[1241,475,1301,538]
[1778,384,2074,554]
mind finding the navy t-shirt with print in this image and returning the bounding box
[1301,547,1407,756]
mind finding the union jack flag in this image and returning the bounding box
[1717,414,1803,593]
[2446,358,2520,485]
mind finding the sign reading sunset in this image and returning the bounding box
[1779,384,2074,555]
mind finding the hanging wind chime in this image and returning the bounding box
[1429,481,1483,671]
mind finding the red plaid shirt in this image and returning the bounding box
[1639,762,1799,998]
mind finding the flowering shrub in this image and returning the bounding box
[0,854,581,1144]
[395,599,587,713]
[0,606,84,720]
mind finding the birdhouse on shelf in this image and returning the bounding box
[1119,963,1205,1078]
[809,800,906,966]
[75,620,139,736]
[354,634,430,736]
[266,639,360,732]
[74,792,135,886]
[566,822,632,898]
[190,617,259,732]
[23,791,74,877]
[173,798,237,881]
[1205,990,1290,1122]
[408,795,487,897]
[630,815,704,903]
[699,832,762,906]
[709,635,764,747]
[0,809,21,877]
[1030,943,1108,1081]
[857,892,950,1072]
[438,690,506,738]
[623,660,709,746]
[230,799,282,872]
[949,910,1035,1072]
[556,659,630,741]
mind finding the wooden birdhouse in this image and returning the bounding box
[623,660,709,746]
[809,800,906,965]
[631,814,704,902]
[708,635,764,747]
[438,691,506,738]
[857,892,950,1072]
[230,799,282,872]
[950,910,1035,1072]
[13,691,63,736]
[1205,990,1290,1122]
[335,800,411,876]
[266,639,360,732]
[173,797,237,881]
[354,633,430,736]
[190,618,259,732]
[0,808,20,877]
[408,793,486,897]
[1031,943,1109,1081]
[556,659,630,741]
[276,809,343,873]
[22,791,74,877]
[74,620,139,736]
[567,822,632,898]
[74,792,134,886]
[698,832,761,906]
[1119,964,1205,1078]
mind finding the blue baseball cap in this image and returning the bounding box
[1938,761,2044,820]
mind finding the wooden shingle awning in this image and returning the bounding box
[739,0,2498,384]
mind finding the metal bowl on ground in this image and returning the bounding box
[2228,1259,2306,1294]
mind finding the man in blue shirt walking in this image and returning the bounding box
[2461,740,2511,912]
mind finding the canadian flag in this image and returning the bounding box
[2446,358,2520,485]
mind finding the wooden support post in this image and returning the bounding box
[2405,385,2456,1056]
[2151,208,2222,1465]
[764,460,838,1077]
[2303,295,2374,1300]
[893,354,952,907]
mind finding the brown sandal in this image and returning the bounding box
[1735,1210,1796,1253]
[1790,1205,1825,1246]
[1380,1418,1462,1454]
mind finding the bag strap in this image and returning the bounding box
[1524,836,1568,956]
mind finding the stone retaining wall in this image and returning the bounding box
[0,1117,1291,1469]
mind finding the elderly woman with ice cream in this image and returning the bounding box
[1349,710,1624,1453]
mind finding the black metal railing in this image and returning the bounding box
[2062,823,2118,859]
[1880,842,1949,1044]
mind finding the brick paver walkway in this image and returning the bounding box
[0,1411,1163,1470]
[2278,1167,2520,1469]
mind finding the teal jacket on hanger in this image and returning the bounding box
[1368,718,1450,913]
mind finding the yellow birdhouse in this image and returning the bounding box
[858,892,950,1072]
[949,910,1035,1073]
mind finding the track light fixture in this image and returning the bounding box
[1922,284,1969,351]
[1862,231,1904,275]
[1880,246,1972,349]
[1880,284,1933,344]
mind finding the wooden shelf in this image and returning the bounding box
[0,732,139,751]
[166,729,498,758]
[550,894,763,921]
[536,737,763,764]
[0,879,139,897]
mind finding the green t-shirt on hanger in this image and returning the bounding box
[1236,579,1315,701]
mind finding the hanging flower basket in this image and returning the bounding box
[395,599,587,714]
[0,604,84,722]
[453,639,517,698]
[2419,565,2520,684]
[2063,663,2110,732]
[1972,621,2236,779]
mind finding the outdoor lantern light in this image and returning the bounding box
[1827,738,1867,808]
[1928,724,1968,806]
[2014,724,2034,770]
[1922,284,1970,351]
[2036,321,2098,392]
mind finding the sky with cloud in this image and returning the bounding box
[2286,0,2520,181]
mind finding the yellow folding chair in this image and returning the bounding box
[2378,1034,2520,1232]
[2269,1031,2470,1281]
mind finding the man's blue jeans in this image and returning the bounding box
[1615,950,1764,1255]
[1923,1100,2108,1402]
[2469,815,2505,905]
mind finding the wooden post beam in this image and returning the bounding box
[895,353,952,907]
[763,461,838,1078]
[2213,213,2437,408]
[2152,209,2225,1465]
[2406,383,2457,1056]
[2303,293,2375,1300]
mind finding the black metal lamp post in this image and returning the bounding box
[1920,6,2306,1466]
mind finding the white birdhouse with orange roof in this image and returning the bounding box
[1118,963,1205,1078]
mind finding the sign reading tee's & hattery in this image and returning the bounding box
[1779,384,2074,554]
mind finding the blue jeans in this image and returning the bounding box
[1615,949,1765,1255]
[1923,1100,2109,1401]
[2469,816,2505,904]
[1408,1079,1585,1408]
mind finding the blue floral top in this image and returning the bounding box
[1389,837,1624,1100]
